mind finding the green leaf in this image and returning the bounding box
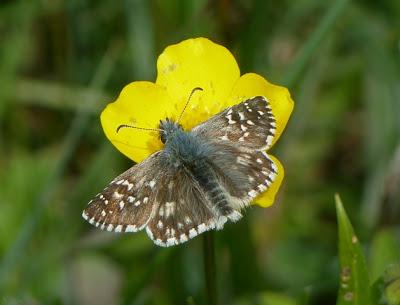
[385,264,400,305]
[335,194,371,305]
[372,264,400,305]
[370,228,400,283]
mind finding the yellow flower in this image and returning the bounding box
[101,37,294,207]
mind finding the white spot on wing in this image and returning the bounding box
[226,114,236,124]
[113,192,123,199]
[266,135,274,147]
[180,234,188,242]
[165,202,176,217]
[126,225,137,232]
[122,180,133,190]
[227,210,242,222]
[197,223,207,234]
[166,238,177,246]
[216,216,227,229]
[189,228,198,238]
[146,226,153,239]
[248,190,258,198]
[257,184,267,192]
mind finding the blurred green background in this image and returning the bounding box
[1,0,400,304]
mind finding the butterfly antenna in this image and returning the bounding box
[176,87,203,123]
[116,124,163,133]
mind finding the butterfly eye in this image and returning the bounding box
[160,131,167,144]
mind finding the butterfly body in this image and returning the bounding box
[159,119,237,222]
[160,119,211,166]
[83,96,278,246]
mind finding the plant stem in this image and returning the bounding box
[203,231,217,305]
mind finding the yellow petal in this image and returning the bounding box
[229,73,294,146]
[101,81,174,162]
[156,37,240,130]
[253,154,285,207]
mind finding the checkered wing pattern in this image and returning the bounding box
[192,96,276,150]
[83,151,219,247]
[82,151,166,233]
[207,143,278,209]
[192,96,278,208]
[145,166,219,247]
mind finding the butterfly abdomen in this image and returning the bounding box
[189,159,233,217]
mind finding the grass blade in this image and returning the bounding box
[282,0,349,87]
[335,194,370,305]
[0,43,120,293]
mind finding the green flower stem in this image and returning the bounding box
[203,231,218,305]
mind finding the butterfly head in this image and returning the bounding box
[159,118,183,144]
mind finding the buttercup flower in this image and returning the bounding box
[101,37,294,207]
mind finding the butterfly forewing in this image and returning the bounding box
[191,96,278,209]
[82,151,165,233]
[192,96,276,150]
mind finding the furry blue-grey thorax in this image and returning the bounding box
[159,118,209,166]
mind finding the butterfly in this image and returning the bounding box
[82,89,277,247]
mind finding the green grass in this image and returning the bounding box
[1,0,400,304]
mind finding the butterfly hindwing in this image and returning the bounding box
[83,151,223,246]
[145,165,220,247]
[192,96,276,150]
[82,151,165,233]
[207,144,278,209]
